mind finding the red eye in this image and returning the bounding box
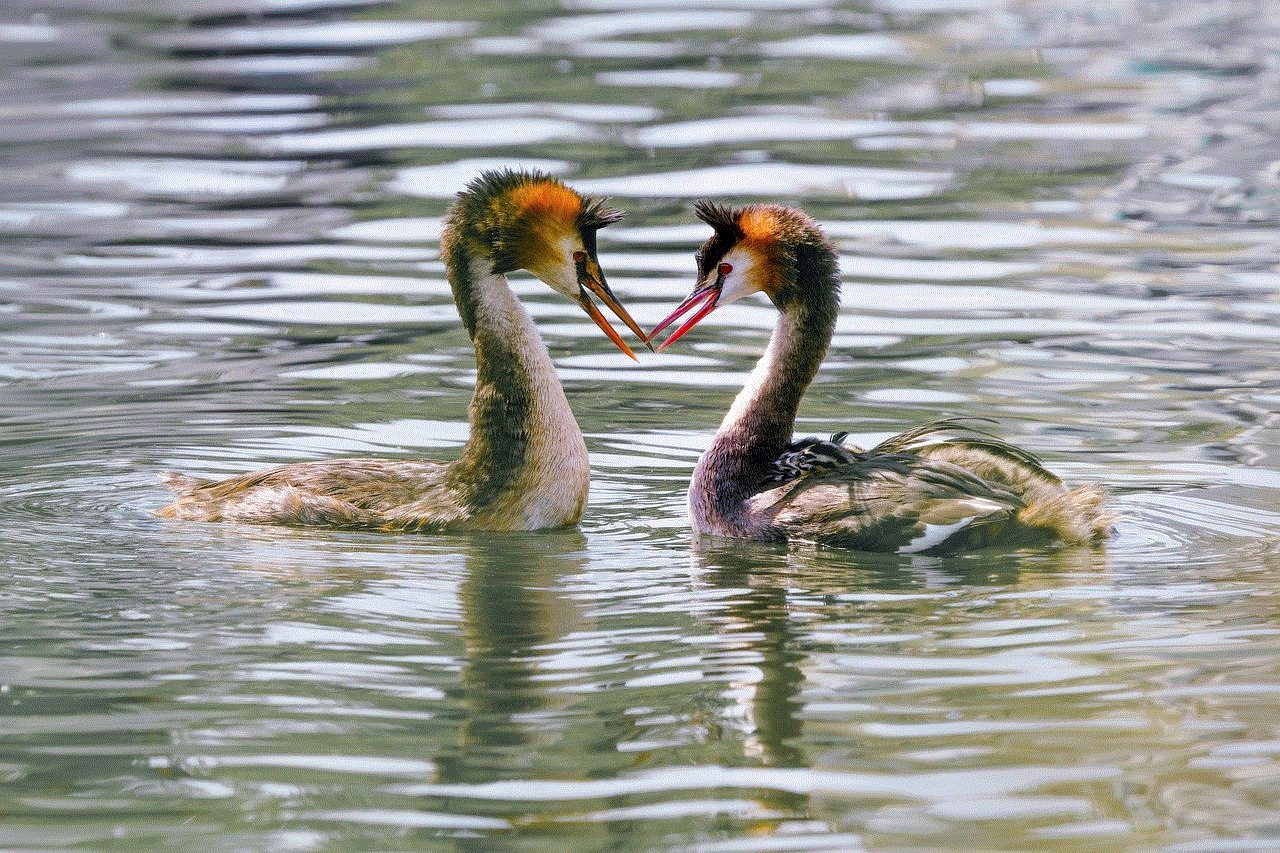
[718,262,733,276]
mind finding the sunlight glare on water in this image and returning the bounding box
[3,0,1280,851]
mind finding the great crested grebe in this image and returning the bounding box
[158,169,648,532]
[650,201,1112,553]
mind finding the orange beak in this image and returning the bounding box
[574,251,651,360]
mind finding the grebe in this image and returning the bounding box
[650,201,1111,553]
[158,169,648,532]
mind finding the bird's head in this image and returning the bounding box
[449,169,648,359]
[649,201,829,351]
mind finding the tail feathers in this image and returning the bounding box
[159,471,211,498]
[1037,484,1114,542]
[156,471,372,527]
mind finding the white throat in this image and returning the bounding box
[687,308,801,537]
[719,308,799,433]
[467,257,590,527]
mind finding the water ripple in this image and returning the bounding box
[571,162,954,200]
[133,20,476,53]
[6,1,1280,851]
[256,117,594,155]
[388,763,1119,804]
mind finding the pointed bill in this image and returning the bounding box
[574,251,649,359]
[648,282,721,352]
[576,290,638,360]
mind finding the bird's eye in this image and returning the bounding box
[572,251,587,262]
[718,262,733,276]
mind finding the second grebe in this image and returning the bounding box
[158,169,647,532]
[650,201,1111,553]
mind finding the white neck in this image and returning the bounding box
[689,309,807,537]
[458,259,590,528]
[719,310,800,434]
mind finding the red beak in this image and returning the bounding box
[648,281,722,352]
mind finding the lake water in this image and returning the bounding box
[3,0,1280,850]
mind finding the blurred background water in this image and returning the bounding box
[3,0,1280,850]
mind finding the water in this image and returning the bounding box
[3,0,1280,850]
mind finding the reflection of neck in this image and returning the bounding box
[717,572,805,769]
[690,281,837,536]
[444,243,585,515]
[447,542,580,783]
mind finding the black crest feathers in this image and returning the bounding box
[580,195,624,232]
[693,200,743,241]
[460,167,541,203]
[692,200,743,280]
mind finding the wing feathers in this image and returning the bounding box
[752,418,1100,552]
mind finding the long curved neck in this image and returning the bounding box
[690,260,838,536]
[444,240,585,514]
